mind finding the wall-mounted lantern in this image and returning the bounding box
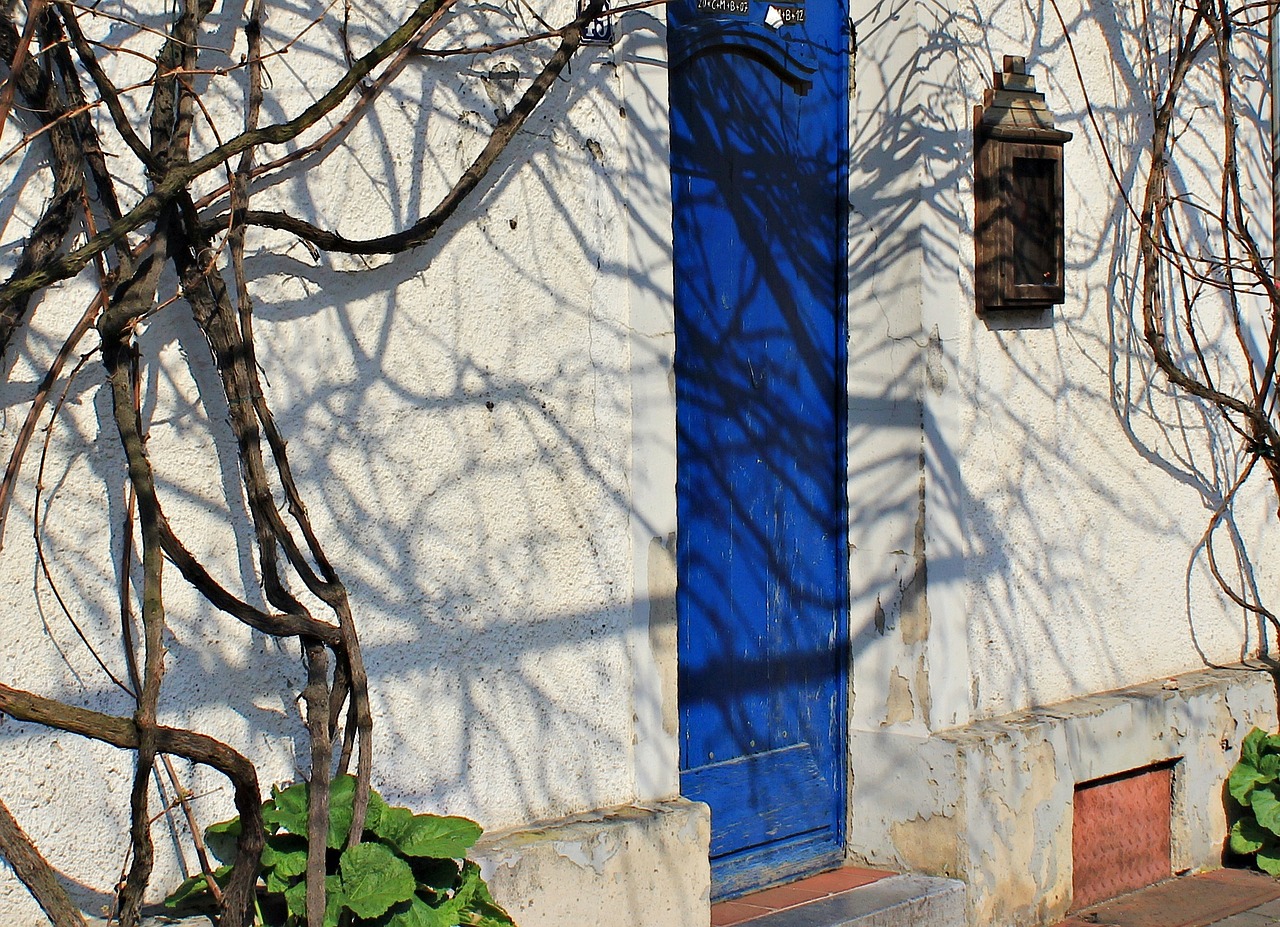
[974,55,1072,313]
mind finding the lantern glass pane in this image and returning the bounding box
[1011,156,1056,286]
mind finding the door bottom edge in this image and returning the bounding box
[711,834,844,901]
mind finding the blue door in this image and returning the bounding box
[670,0,850,898]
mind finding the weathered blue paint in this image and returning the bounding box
[670,0,850,898]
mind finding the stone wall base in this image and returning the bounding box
[472,798,711,927]
[848,664,1278,927]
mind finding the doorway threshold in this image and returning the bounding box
[711,867,965,927]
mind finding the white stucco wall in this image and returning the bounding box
[849,0,1280,732]
[4,0,1278,919]
[0,1,681,919]
[847,3,1280,918]
[851,665,1278,926]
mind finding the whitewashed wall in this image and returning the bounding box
[848,0,1280,732]
[0,0,672,919]
[3,0,1276,918]
[847,2,1280,921]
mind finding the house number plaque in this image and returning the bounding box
[697,0,750,15]
[765,4,804,27]
[578,0,614,43]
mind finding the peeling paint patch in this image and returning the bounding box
[1023,740,1059,804]
[885,668,915,725]
[925,325,948,395]
[473,800,710,927]
[890,812,962,878]
[551,834,619,875]
[916,655,932,728]
[900,449,930,647]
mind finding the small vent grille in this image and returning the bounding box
[1071,763,1174,911]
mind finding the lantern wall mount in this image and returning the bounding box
[974,55,1073,313]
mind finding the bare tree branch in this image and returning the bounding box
[0,0,453,313]
[211,0,604,256]
[0,7,86,355]
[0,797,87,927]
[0,683,264,927]
[0,0,617,920]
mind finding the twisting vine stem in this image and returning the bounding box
[0,0,609,922]
[1050,0,1280,630]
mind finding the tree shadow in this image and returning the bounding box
[0,0,1275,918]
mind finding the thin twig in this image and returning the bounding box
[0,296,101,550]
[32,349,134,695]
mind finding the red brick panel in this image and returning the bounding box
[1071,764,1173,910]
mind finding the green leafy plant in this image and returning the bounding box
[165,775,515,927]
[1228,728,1280,876]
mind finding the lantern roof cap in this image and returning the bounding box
[979,55,1074,143]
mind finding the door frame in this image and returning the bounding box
[667,2,853,898]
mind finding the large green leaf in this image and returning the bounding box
[326,775,357,849]
[1252,785,1280,835]
[263,833,309,879]
[400,864,502,927]
[163,865,232,909]
[204,816,243,865]
[325,876,348,927]
[1231,817,1269,854]
[408,856,463,897]
[365,787,390,836]
[285,874,346,927]
[1259,839,1280,876]
[339,841,417,919]
[454,862,484,907]
[265,867,295,896]
[461,867,517,927]
[1243,728,1269,768]
[264,775,374,849]
[1260,753,1280,779]
[1230,763,1271,804]
[206,816,242,838]
[284,877,306,919]
[374,807,414,843]
[266,781,310,836]
[328,775,391,846]
[375,893,461,927]
[385,813,482,859]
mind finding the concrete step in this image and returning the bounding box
[728,874,967,927]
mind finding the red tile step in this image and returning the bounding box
[710,866,894,927]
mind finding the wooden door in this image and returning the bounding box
[670,0,850,897]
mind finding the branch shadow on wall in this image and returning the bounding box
[844,0,1275,743]
[0,2,690,920]
[0,0,1273,916]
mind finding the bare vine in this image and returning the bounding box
[1050,0,1280,628]
[0,0,608,923]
